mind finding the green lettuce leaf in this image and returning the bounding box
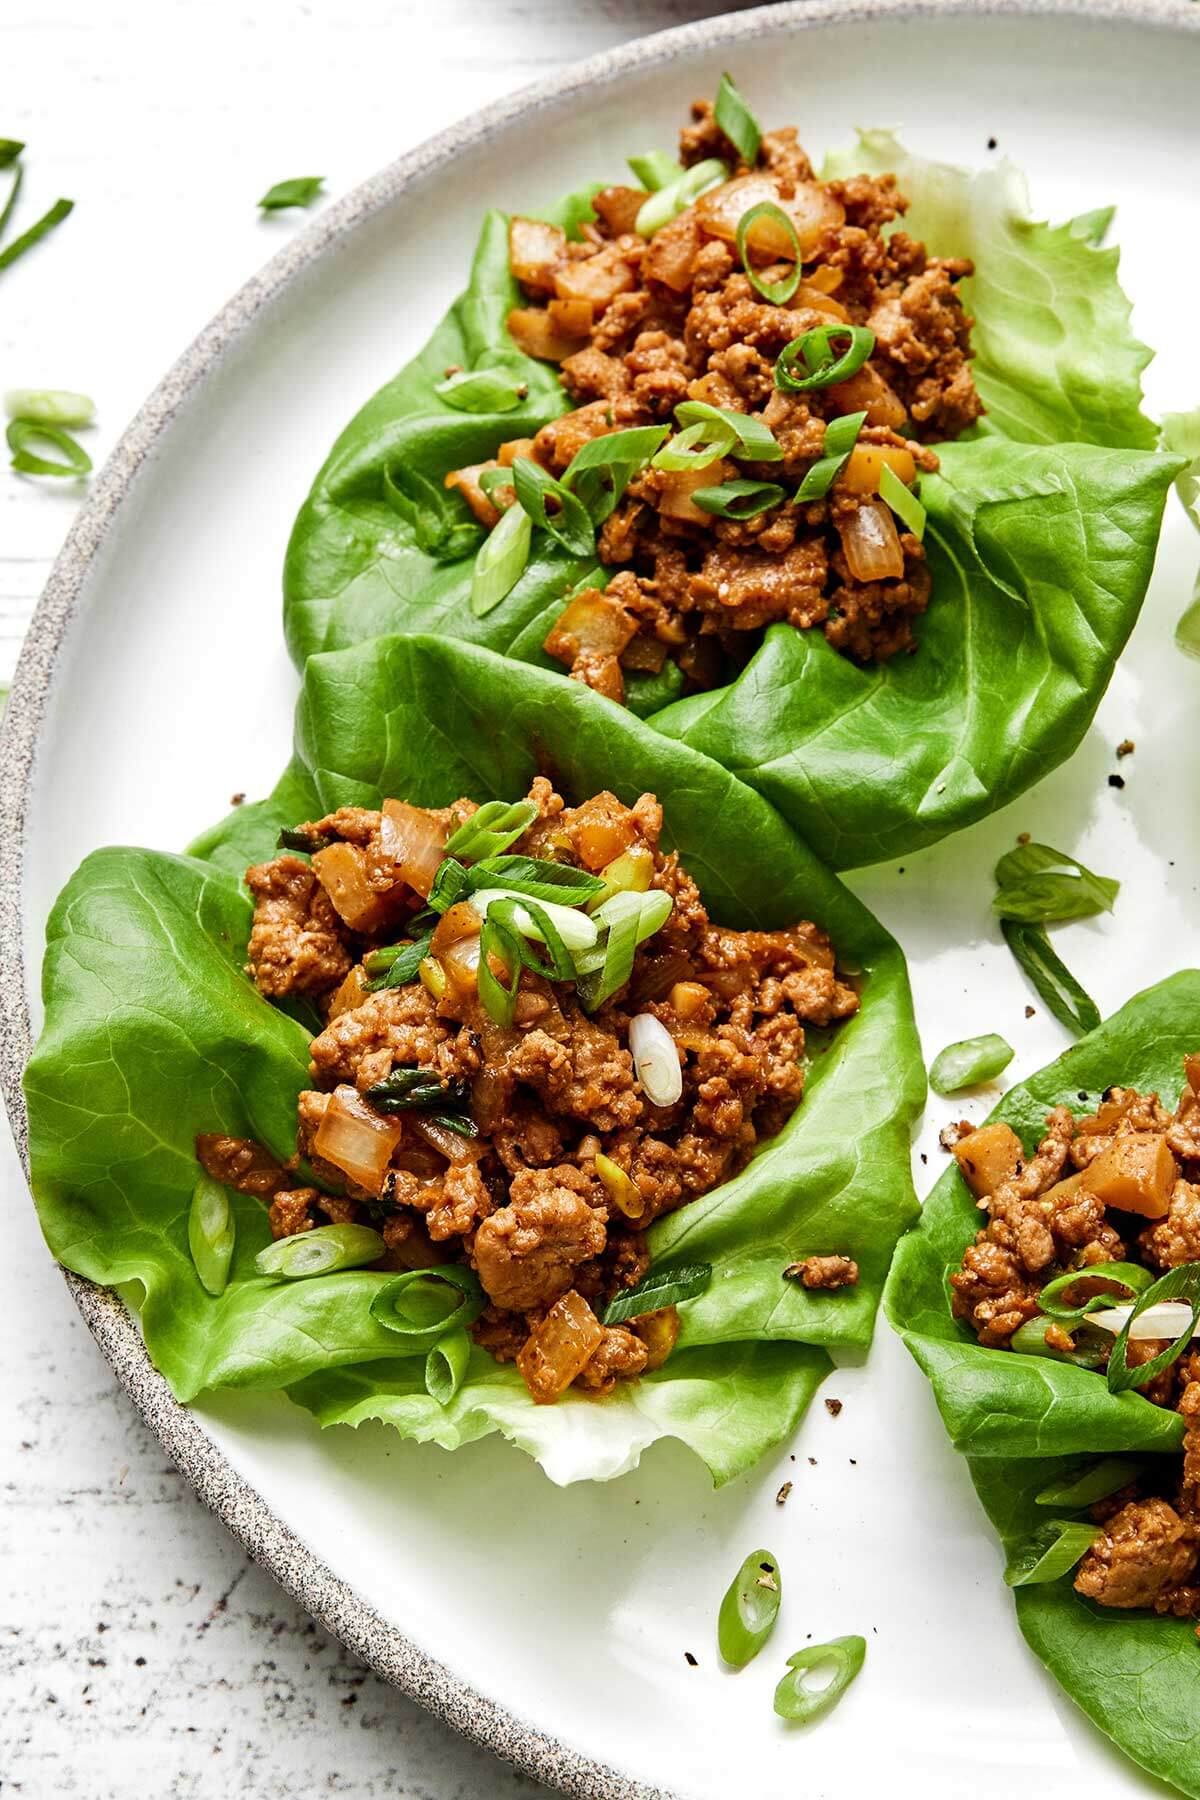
[282,154,1180,868]
[822,129,1157,450]
[886,972,1200,1797]
[27,635,923,1486]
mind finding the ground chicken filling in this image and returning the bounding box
[448,99,981,705]
[950,1063,1200,1630]
[198,778,861,1403]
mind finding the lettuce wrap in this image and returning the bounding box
[26,635,924,1486]
[886,971,1200,1794]
[282,133,1182,870]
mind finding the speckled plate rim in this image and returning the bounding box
[2,2,1198,1793]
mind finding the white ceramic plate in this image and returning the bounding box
[5,3,1200,1794]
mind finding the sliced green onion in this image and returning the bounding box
[364,1065,474,1123]
[426,1326,471,1404]
[445,799,538,862]
[362,931,435,993]
[675,400,783,463]
[0,140,24,169]
[486,895,577,982]
[369,1265,485,1346]
[0,161,24,244]
[775,324,875,393]
[635,158,727,238]
[478,909,523,1027]
[691,478,786,520]
[928,1033,1013,1095]
[511,455,595,557]
[575,888,673,1008]
[563,424,670,524]
[427,857,471,914]
[878,460,926,541]
[1009,1316,1109,1369]
[586,847,655,911]
[993,841,1119,925]
[735,201,802,304]
[1004,1521,1099,1587]
[717,1549,781,1668]
[1037,1260,1154,1326]
[0,196,73,277]
[188,1175,236,1298]
[468,886,599,954]
[1035,1456,1144,1508]
[435,367,527,413]
[603,1261,711,1325]
[383,461,482,562]
[1107,1259,1200,1395]
[254,1223,384,1281]
[467,854,606,907]
[713,72,761,166]
[628,150,681,192]
[1068,204,1115,247]
[1000,920,1101,1038]
[478,465,517,502]
[652,419,736,473]
[5,389,94,427]
[258,175,324,211]
[7,418,91,478]
[470,500,532,616]
[277,824,328,852]
[773,1637,866,1724]
[795,411,867,500]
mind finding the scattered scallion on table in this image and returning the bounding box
[5,388,94,427]
[258,175,325,211]
[993,839,1116,1036]
[1000,920,1101,1036]
[7,417,92,478]
[717,1549,781,1667]
[0,195,74,276]
[928,1033,1013,1095]
[773,1636,866,1723]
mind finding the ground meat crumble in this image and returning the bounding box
[206,779,861,1404]
[450,99,982,708]
[950,1061,1200,1631]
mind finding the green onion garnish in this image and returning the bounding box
[435,366,527,413]
[1008,1316,1108,1369]
[999,920,1101,1037]
[478,465,516,502]
[470,887,598,955]
[188,1175,236,1298]
[574,888,673,1010]
[0,160,23,245]
[254,1223,384,1281]
[794,411,867,500]
[511,455,596,557]
[717,1549,781,1668]
[1004,1522,1099,1587]
[466,854,606,906]
[1035,1456,1144,1508]
[426,1325,472,1404]
[1036,1260,1153,1326]
[369,1265,485,1345]
[364,1066,476,1133]
[675,400,783,463]
[773,1637,866,1723]
[603,1261,711,1325]
[484,894,578,982]
[627,150,682,192]
[0,195,73,277]
[691,478,786,519]
[383,460,482,563]
[652,419,735,473]
[1106,1259,1200,1395]
[470,500,532,616]
[563,424,670,524]
[878,460,926,540]
[477,908,524,1027]
[5,389,94,427]
[0,140,24,168]
[635,157,727,238]
[713,72,761,167]
[445,799,538,862]
[258,175,325,211]
[735,201,802,304]
[928,1033,1013,1095]
[362,932,435,992]
[993,841,1119,925]
[775,323,875,393]
[7,417,91,478]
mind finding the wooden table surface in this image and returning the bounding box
[0,3,747,1794]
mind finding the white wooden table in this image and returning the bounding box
[0,4,735,1792]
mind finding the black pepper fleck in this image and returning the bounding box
[1108,773,1125,789]
[684,1651,698,1667]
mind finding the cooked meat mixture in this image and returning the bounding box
[951,1062,1200,1631]
[213,779,860,1403]
[451,99,982,707]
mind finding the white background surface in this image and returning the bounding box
[0,3,743,1795]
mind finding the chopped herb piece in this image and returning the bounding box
[467,854,606,906]
[603,1261,711,1325]
[0,140,24,168]
[651,419,735,473]
[1009,1315,1109,1369]
[674,399,783,462]
[477,907,523,1027]
[259,175,325,211]
[993,840,1119,923]
[795,411,867,500]
[928,1033,1014,1094]
[713,73,762,166]
[444,799,539,863]
[511,455,595,557]
[717,1549,781,1667]
[773,1636,866,1723]
[1036,1260,1153,1326]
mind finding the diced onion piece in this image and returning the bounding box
[467,887,599,952]
[412,1116,487,1165]
[838,499,905,583]
[804,264,843,295]
[591,185,647,236]
[544,589,637,665]
[644,213,702,292]
[328,965,369,1019]
[669,980,710,1019]
[548,295,595,336]
[827,362,907,428]
[953,1122,1025,1199]
[595,1151,645,1221]
[839,442,917,495]
[630,1305,680,1370]
[553,246,636,308]
[517,1290,605,1404]
[1079,1134,1179,1219]
[696,174,844,258]
[311,842,392,933]
[1086,1301,1198,1341]
[572,796,639,872]
[506,306,588,363]
[590,843,655,910]
[791,283,849,320]
[1184,1052,1200,1096]
[629,1011,684,1107]
[444,461,502,528]
[508,216,567,291]
[497,437,537,468]
[657,459,730,523]
[431,903,483,1005]
[314,1085,403,1195]
[379,799,448,898]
